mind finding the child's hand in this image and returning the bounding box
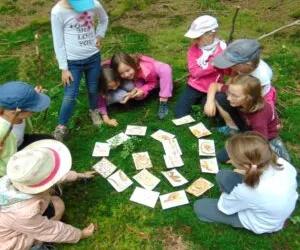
[120,93,131,104]
[81,223,95,239]
[61,70,74,86]
[131,88,144,98]
[96,36,102,48]
[204,101,216,117]
[34,85,47,93]
[78,171,97,180]
[103,115,118,127]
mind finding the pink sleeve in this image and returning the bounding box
[11,200,82,244]
[97,96,108,115]
[101,59,111,66]
[59,170,78,183]
[138,71,158,98]
[187,46,219,78]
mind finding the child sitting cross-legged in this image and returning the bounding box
[0,139,97,250]
[194,132,298,234]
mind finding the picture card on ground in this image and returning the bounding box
[186,178,214,197]
[106,133,130,147]
[163,154,184,168]
[162,169,188,187]
[151,129,175,143]
[162,138,182,155]
[125,125,147,136]
[92,158,117,178]
[132,152,153,170]
[200,157,219,174]
[107,169,133,192]
[189,123,212,138]
[130,187,160,208]
[172,115,195,126]
[160,190,189,209]
[198,139,215,156]
[92,142,110,157]
[133,169,160,190]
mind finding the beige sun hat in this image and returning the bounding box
[7,139,72,194]
[184,15,218,39]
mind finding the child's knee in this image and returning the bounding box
[51,196,65,218]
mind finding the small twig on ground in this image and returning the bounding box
[280,88,300,97]
[136,108,150,123]
[102,44,117,57]
[174,73,188,83]
[0,40,28,45]
[257,20,300,40]
[276,100,287,111]
[286,85,300,93]
[35,33,44,89]
[227,6,240,44]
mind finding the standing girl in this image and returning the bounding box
[110,52,173,120]
[175,15,226,118]
[51,0,108,141]
[194,132,298,234]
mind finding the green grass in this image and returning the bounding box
[0,0,299,249]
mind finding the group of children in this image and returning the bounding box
[0,0,298,249]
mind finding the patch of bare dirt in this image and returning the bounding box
[159,227,190,250]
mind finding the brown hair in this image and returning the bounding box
[231,75,264,113]
[225,132,282,187]
[98,65,119,96]
[110,52,140,78]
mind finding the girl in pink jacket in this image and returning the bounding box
[110,52,173,120]
[175,15,226,118]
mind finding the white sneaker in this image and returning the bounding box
[89,109,103,126]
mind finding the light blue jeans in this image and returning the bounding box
[58,52,101,126]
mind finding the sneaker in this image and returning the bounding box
[158,101,169,120]
[89,109,103,126]
[216,125,239,136]
[269,137,291,162]
[53,125,69,142]
[30,243,57,250]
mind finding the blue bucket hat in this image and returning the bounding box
[68,0,95,12]
[0,81,50,112]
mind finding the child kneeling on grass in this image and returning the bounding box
[194,132,298,234]
[0,139,96,250]
[97,65,135,127]
[208,74,290,162]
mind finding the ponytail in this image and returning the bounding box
[244,164,261,187]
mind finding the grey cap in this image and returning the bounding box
[213,39,261,69]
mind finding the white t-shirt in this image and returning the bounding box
[218,158,298,234]
[0,117,25,147]
[51,0,108,70]
[250,59,273,96]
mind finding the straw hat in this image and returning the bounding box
[7,139,71,194]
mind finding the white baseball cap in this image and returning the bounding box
[184,15,218,39]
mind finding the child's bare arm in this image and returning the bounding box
[204,83,223,117]
[102,114,118,127]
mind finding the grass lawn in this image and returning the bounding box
[0,0,299,249]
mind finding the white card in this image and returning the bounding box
[107,170,133,192]
[186,178,214,197]
[198,139,216,156]
[172,115,195,126]
[162,169,188,187]
[163,154,184,168]
[106,132,130,147]
[162,138,182,155]
[92,142,110,157]
[160,190,189,210]
[133,169,160,190]
[125,125,147,136]
[92,158,117,178]
[132,152,153,170]
[130,187,160,208]
[200,158,219,174]
[189,123,211,138]
[151,129,175,143]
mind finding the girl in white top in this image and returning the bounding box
[194,132,298,234]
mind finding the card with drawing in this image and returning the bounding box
[92,142,110,157]
[107,169,133,192]
[172,115,195,126]
[163,154,184,168]
[125,125,147,136]
[200,157,219,174]
[162,169,188,187]
[186,178,214,197]
[159,190,189,209]
[151,129,175,143]
[198,139,215,156]
[162,138,182,155]
[106,132,130,148]
[130,187,160,208]
[92,158,117,178]
[189,123,211,138]
[132,152,153,170]
[133,169,160,190]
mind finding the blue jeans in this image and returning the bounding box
[174,85,207,118]
[58,52,101,126]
